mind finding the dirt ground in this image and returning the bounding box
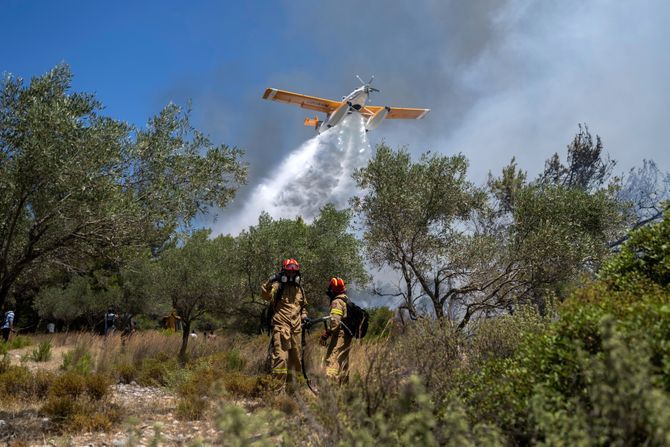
[1,382,226,446]
[1,344,259,446]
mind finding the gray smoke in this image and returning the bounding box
[171,0,669,233]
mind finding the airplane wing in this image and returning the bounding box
[262,88,342,114]
[362,105,430,120]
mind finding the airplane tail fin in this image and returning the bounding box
[304,116,320,130]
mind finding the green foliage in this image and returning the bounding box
[0,63,247,310]
[43,370,117,430]
[0,365,53,400]
[600,207,670,288]
[34,274,122,329]
[511,182,622,296]
[468,304,548,365]
[353,144,486,319]
[1,335,31,351]
[29,340,52,362]
[214,403,287,447]
[137,355,179,387]
[61,343,94,374]
[365,306,395,338]
[235,204,369,312]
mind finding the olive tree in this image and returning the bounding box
[0,64,247,310]
[353,144,507,322]
[148,230,236,359]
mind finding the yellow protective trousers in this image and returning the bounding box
[324,328,352,384]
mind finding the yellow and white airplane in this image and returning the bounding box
[262,76,430,133]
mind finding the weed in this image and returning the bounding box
[61,343,93,374]
[137,356,179,387]
[30,340,53,362]
[116,362,138,384]
[86,373,113,400]
[0,365,33,399]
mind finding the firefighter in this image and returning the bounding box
[320,277,353,384]
[261,258,308,392]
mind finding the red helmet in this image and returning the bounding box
[282,258,300,272]
[328,277,346,295]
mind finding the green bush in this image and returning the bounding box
[116,362,138,384]
[0,365,54,401]
[0,365,34,399]
[600,207,670,288]
[30,340,53,362]
[366,306,395,338]
[8,335,31,350]
[49,371,86,399]
[137,355,179,387]
[61,343,94,374]
[42,370,118,431]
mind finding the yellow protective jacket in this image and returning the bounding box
[261,280,308,334]
[328,294,348,333]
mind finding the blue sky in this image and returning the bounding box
[3,0,670,229]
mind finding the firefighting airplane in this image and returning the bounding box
[262,76,430,133]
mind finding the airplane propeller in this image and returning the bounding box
[356,75,380,93]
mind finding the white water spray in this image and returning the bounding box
[218,114,371,235]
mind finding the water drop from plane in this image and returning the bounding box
[218,114,371,235]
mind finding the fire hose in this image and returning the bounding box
[301,315,331,395]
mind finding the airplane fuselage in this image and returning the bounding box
[342,86,369,110]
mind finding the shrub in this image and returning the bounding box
[86,373,113,400]
[0,366,34,399]
[137,355,179,387]
[42,395,122,431]
[214,403,288,447]
[0,353,9,373]
[8,335,31,350]
[42,370,119,432]
[61,343,94,374]
[32,370,55,399]
[116,362,138,384]
[49,371,86,399]
[366,306,395,338]
[176,397,208,421]
[30,340,53,362]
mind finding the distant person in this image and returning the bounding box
[320,277,353,384]
[163,309,181,332]
[104,307,117,335]
[2,304,16,342]
[190,329,198,339]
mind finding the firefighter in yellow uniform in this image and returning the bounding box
[320,277,353,384]
[261,258,308,391]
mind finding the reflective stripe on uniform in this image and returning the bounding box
[330,308,344,316]
[272,368,288,374]
[326,367,339,375]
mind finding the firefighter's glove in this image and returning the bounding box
[268,273,280,283]
[319,331,330,346]
[302,317,311,328]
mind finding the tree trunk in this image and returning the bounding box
[432,296,445,319]
[179,320,190,363]
[0,283,9,313]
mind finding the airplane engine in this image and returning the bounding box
[365,106,390,132]
[319,102,350,132]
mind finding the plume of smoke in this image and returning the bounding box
[216,114,371,235]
